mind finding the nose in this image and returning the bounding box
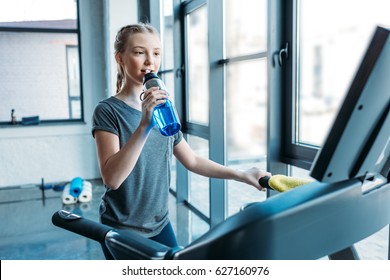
[144,53,154,66]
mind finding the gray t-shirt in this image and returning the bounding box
[91,96,183,237]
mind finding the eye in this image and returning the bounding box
[154,52,161,56]
[133,49,145,55]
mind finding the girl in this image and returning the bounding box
[92,23,271,259]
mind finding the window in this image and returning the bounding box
[188,135,210,218]
[186,4,209,126]
[159,0,178,193]
[183,0,211,220]
[175,0,269,223]
[282,0,390,169]
[0,0,83,124]
[298,0,390,147]
[224,0,268,215]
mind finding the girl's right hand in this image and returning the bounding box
[139,86,168,130]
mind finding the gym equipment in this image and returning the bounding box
[62,184,78,205]
[62,178,93,205]
[78,181,93,203]
[69,177,84,198]
[52,26,390,259]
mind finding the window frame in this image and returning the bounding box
[279,0,319,170]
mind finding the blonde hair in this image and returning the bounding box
[114,23,159,93]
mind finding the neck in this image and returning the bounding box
[120,81,143,95]
[116,84,143,109]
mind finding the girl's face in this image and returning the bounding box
[118,32,162,87]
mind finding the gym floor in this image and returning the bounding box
[0,180,388,260]
[0,180,106,259]
[0,180,209,260]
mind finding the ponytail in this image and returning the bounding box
[116,64,124,93]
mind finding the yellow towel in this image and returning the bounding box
[269,174,313,192]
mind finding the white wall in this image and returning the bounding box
[106,0,138,96]
[0,0,138,187]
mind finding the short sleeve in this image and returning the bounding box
[91,101,119,138]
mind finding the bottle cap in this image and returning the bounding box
[143,72,159,84]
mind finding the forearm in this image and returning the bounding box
[190,157,270,190]
[174,139,270,191]
[188,155,244,181]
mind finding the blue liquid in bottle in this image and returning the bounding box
[143,72,181,136]
[153,100,181,136]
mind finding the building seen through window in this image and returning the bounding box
[0,0,82,124]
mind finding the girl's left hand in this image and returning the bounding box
[243,167,272,191]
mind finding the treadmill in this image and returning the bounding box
[52,26,390,260]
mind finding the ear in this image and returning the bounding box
[115,52,123,64]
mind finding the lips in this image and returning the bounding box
[142,69,153,74]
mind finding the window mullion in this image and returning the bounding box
[208,0,226,227]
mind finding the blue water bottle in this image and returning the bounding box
[143,72,181,136]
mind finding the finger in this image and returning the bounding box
[142,95,166,112]
[256,185,267,192]
[143,89,168,102]
[142,87,160,99]
[143,92,167,105]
